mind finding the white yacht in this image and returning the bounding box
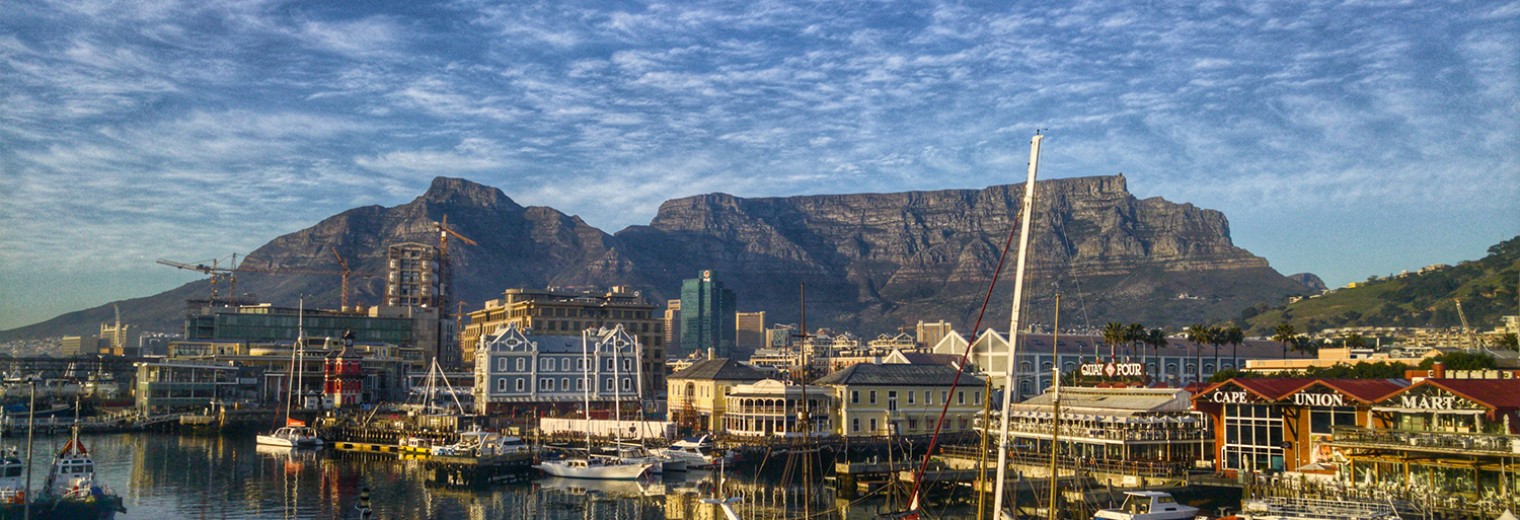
[535,455,653,480]
[1093,491,1202,520]
[256,422,324,448]
[429,430,530,458]
[652,435,730,469]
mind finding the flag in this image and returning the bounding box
[287,418,306,427]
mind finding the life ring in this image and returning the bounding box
[8,491,23,504]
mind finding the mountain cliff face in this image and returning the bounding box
[2,175,1308,344]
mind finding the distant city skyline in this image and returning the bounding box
[2,1,1516,330]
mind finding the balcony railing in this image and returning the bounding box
[1329,426,1520,454]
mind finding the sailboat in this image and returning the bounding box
[257,300,322,448]
[533,328,653,480]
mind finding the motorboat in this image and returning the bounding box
[429,430,530,458]
[256,422,323,448]
[34,426,127,518]
[0,447,24,505]
[652,435,731,469]
[1093,491,1201,520]
[534,455,653,480]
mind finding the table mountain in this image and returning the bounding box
[2,175,1309,345]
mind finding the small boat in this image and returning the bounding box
[0,446,25,506]
[652,435,731,469]
[534,455,653,480]
[31,426,127,518]
[256,421,323,448]
[428,430,530,458]
[1093,491,1201,520]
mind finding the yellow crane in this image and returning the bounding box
[332,246,353,310]
[434,215,477,367]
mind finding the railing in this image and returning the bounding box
[1000,419,1208,442]
[1329,426,1520,454]
[937,444,1186,478]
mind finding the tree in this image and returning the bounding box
[1419,351,1497,371]
[1225,325,1245,370]
[1147,328,1168,368]
[1102,322,1125,360]
[1126,323,1146,364]
[1499,333,1518,351]
[1208,326,1225,379]
[1344,333,1367,349]
[1272,323,1297,360]
[1184,324,1214,384]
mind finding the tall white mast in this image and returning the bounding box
[582,329,593,455]
[993,133,1042,517]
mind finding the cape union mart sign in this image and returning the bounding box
[1079,362,1145,378]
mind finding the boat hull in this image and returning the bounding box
[534,460,651,480]
[0,495,127,519]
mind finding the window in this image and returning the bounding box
[622,378,632,391]
[869,418,877,433]
[852,418,860,432]
[541,358,553,371]
[907,417,918,430]
[888,391,898,411]
[974,391,982,405]
[941,391,948,404]
[539,378,552,391]
[496,378,507,392]
[623,359,633,371]
[851,391,859,404]
[958,391,965,405]
[605,378,614,391]
[515,378,525,392]
[576,378,584,391]
[606,358,615,371]
[561,359,571,371]
[925,390,932,404]
[561,378,570,391]
[869,391,877,404]
[515,358,525,371]
[907,391,915,404]
[496,358,506,372]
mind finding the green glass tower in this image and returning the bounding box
[679,270,736,358]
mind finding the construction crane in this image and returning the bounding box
[157,255,239,303]
[434,215,477,368]
[1454,298,1478,350]
[332,246,352,309]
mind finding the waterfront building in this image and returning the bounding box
[679,270,736,358]
[166,337,415,405]
[766,324,797,349]
[1244,346,1442,374]
[666,357,767,432]
[323,332,364,408]
[472,322,643,417]
[1003,386,1208,465]
[181,302,437,368]
[721,379,834,437]
[385,242,440,308]
[1321,377,1520,507]
[867,332,918,351]
[133,361,249,412]
[460,286,665,393]
[735,311,766,354]
[815,363,985,437]
[60,335,102,357]
[932,330,1289,399]
[1191,377,1408,475]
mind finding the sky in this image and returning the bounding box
[1,1,1517,331]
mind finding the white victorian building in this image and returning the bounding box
[473,323,643,416]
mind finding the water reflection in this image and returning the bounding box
[36,432,946,519]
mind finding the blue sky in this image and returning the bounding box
[1,1,1516,331]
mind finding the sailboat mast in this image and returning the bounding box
[1048,294,1061,520]
[611,327,624,443]
[993,133,1043,517]
[582,329,593,454]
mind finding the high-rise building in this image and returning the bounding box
[385,242,440,308]
[664,299,682,355]
[679,270,736,358]
[917,320,953,350]
[735,311,766,353]
[461,286,666,394]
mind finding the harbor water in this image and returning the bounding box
[17,432,959,519]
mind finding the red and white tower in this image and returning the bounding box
[324,330,364,408]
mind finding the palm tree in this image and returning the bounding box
[1184,324,1213,384]
[1272,323,1297,360]
[1209,325,1222,377]
[1147,328,1167,369]
[1225,325,1245,370]
[1126,323,1146,364]
[1102,322,1125,361]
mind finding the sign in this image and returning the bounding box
[1400,394,1457,411]
[1079,362,1145,378]
[1210,390,1252,404]
[1292,392,1345,407]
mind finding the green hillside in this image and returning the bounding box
[1243,236,1520,335]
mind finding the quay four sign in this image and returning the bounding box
[1079,362,1145,378]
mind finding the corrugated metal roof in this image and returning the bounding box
[1194,377,1408,403]
[668,358,768,381]
[1402,378,1520,410]
[1014,387,1193,413]
[813,363,983,387]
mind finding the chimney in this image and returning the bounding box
[1432,361,1446,379]
[707,347,714,360]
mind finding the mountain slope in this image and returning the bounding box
[1245,236,1520,334]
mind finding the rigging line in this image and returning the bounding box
[903,207,1024,512]
[1046,203,1093,333]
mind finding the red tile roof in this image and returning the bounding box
[1193,378,1407,403]
[1304,379,1408,403]
[1412,378,1520,410]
